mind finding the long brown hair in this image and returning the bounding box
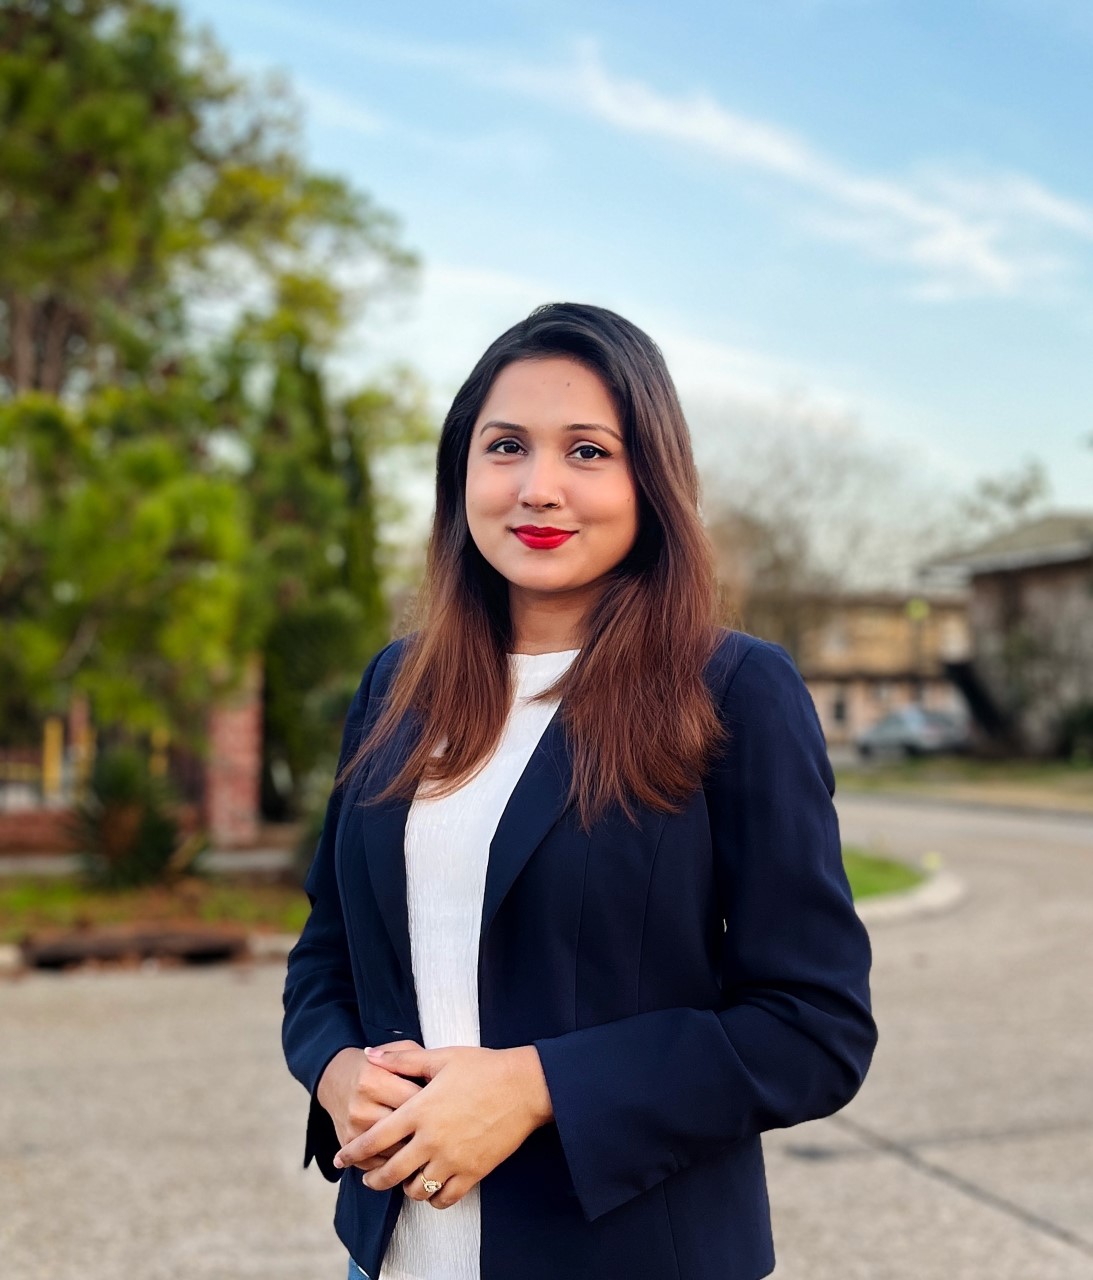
[337,301,727,830]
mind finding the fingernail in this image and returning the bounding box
[333,1155,344,1168]
[362,1172,371,1188]
[365,1047,383,1057]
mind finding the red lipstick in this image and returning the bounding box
[512,525,576,550]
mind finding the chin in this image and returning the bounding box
[529,580,599,601]
[509,575,574,593]
[501,563,575,587]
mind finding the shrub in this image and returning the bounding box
[293,802,328,887]
[68,746,182,889]
[1058,702,1093,764]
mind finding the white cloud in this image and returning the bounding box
[290,78,549,177]
[316,254,983,572]
[238,6,1093,302]
[918,166,1093,240]
[293,79,386,137]
[508,40,1091,301]
[336,261,558,408]
[342,259,799,409]
[336,259,969,479]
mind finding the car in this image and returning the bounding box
[855,705,971,760]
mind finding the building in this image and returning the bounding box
[739,588,971,749]
[920,511,1093,755]
[0,657,263,854]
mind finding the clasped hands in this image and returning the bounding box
[318,1040,554,1211]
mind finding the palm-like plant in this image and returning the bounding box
[68,746,181,889]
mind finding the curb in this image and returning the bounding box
[837,789,1093,824]
[251,874,972,957]
[242,877,972,956]
[855,867,967,926]
[247,932,299,961]
[0,848,297,878]
[0,926,299,972]
[0,931,301,977]
[0,873,967,978]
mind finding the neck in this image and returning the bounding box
[508,583,596,654]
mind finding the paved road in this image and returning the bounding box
[0,796,1090,1279]
[765,795,1093,1280]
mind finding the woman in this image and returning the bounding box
[282,302,877,1280]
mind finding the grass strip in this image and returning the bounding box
[843,844,924,899]
[0,842,923,942]
[0,875,310,945]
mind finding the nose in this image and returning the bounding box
[518,450,564,510]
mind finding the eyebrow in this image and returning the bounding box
[477,419,624,444]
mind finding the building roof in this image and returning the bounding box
[922,511,1093,576]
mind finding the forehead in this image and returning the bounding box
[477,357,619,427]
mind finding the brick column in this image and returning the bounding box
[204,653,263,849]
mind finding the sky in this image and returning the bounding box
[177,0,1093,515]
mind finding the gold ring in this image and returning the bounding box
[420,1173,443,1195]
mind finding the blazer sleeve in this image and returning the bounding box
[281,641,394,1182]
[532,638,878,1223]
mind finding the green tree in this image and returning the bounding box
[0,0,433,818]
[0,378,255,746]
[0,0,412,395]
[223,278,433,813]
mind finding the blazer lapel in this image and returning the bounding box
[358,702,576,1010]
[479,705,575,946]
[357,713,420,992]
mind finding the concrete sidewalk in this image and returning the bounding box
[830,750,1093,819]
[0,847,297,877]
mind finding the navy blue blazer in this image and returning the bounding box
[282,627,877,1280]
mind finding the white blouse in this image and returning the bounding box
[377,647,581,1280]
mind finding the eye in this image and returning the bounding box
[483,438,610,460]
